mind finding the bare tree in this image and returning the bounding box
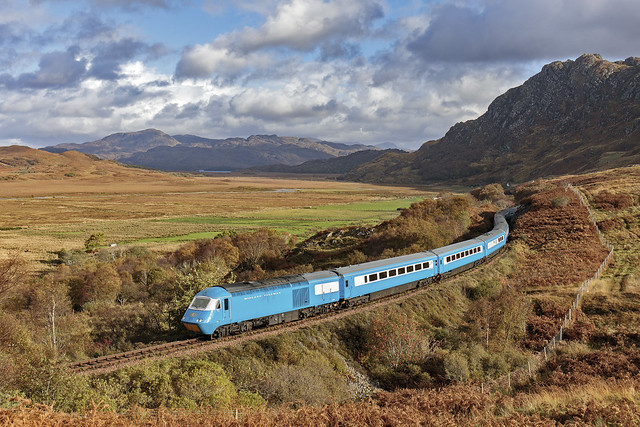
[0,254,26,303]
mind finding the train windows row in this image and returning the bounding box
[362,261,433,285]
[444,246,482,264]
[488,234,505,249]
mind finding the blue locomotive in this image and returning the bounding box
[182,208,511,337]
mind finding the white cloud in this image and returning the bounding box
[176,0,383,78]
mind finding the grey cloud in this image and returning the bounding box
[88,38,152,80]
[319,41,361,61]
[30,0,187,11]
[0,22,25,46]
[5,47,88,89]
[407,0,640,63]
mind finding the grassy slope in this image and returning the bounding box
[3,166,640,424]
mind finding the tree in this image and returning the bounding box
[84,232,106,252]
[367,308,438,369]
[0,254,26,304]
[467,284,530,350]
[69,262,122,307]
[233,229,291,269]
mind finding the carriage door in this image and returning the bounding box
[340,278,347,300]
[223,298,229,320]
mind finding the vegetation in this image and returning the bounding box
[1,164,640,424]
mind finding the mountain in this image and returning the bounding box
[42,129,180,160]
[43,131,376,171]
[344,54,640,185]
[244,149,407,174]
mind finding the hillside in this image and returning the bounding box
[41,129,180,160]
[3,165,640,424]
[244,149,406,174]
[345,54,640,185]
[43,130,377,171]
[0,145,165,183]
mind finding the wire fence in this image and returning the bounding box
[480,183,614,392]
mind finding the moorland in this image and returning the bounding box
[0,146,428,273]
[2,142,640,424]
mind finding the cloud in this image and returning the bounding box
[176,0,384,78]
[407,0,640,63]
[30,0,188,12]
[89,38,166,80]
[234,0,383,52]
[3,47,88,89]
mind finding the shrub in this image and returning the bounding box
[84,232,106,252]
[551,195,570,208]
[443,352,469,383]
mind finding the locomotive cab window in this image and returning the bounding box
[189,297,220,311]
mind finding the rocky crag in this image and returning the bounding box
[344,54,640,185]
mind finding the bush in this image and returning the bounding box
[551,195,570,208]
[84,232,106,252]
[443,352,469,383]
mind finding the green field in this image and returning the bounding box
[132,197,425,244]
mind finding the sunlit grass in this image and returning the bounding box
[140,197,426,243]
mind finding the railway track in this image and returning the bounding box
[69,247,507,375]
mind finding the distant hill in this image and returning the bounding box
[43,131,377,171]
[42,129,180,160]
[0,145,169,182]
[344,54,640,185]
[244,149,407,174]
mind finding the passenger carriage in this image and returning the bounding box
[332,252,438,303]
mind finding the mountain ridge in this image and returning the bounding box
[42,131,377,171]
[344,54,640,185]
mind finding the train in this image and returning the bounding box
[182,207,513,337]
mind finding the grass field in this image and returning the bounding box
[0,168,431,271]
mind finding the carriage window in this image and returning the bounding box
[369,273,378,282]
[364,276,368,283]
[423,262,430,269]
[407,265,414,273]
[398,267,405,275]
[415,263,422,271]
[389,269,397,277]
[380,271,388,279]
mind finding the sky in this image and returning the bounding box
[0,0,638,150]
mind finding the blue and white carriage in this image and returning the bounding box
[182,208,512,336]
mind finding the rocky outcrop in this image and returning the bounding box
[345,54,640,185]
